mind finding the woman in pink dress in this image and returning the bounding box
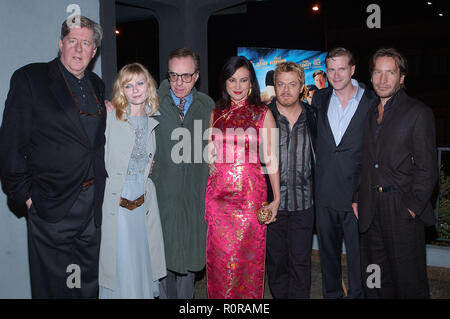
[205,56,280,299]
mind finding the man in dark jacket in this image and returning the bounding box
[353,48,437,298]
[266,62,317,298]
[0,16,106,298]
[312,47,377,298]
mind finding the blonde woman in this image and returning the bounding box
[99,63,166,298]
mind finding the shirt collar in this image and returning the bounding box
[273,99,307,125]
[126,103,157,118]
[170,89,193,105]
[373,89,402,114]
[58,58,89,83]
[332,79,363,102]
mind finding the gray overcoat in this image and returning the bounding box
[99,109,167,290]
[152,80,215,274]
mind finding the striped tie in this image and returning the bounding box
[178,98,186,120]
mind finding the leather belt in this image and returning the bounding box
[83,178,95,188]
[375,185,397,193]
[120,194,145,211]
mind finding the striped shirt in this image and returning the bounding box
[272,105,313,211]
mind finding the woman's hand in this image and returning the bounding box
[209,163,217,176]
[264,199,280,224]
[352,203,358,219]
[105,99,114,112]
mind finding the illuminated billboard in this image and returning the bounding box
[238,47,328,104]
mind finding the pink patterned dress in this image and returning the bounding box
[205,99,268,299]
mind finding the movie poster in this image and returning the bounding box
[237,47,328,104]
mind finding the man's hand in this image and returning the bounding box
[26,198,32,209]
[105,100,114,112]
[149,160,155,177]
[408,209,416,219]
[352,202,358,219]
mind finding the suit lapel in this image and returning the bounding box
[338,90,371,147]
[147,112,160,133]
[320,89,336,148]
[48,59,91,145]
[90,77,107,148]
[162,94,183,123]
[375,90,406,157]
[366,105,378,151]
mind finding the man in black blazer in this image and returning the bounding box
[353,48,437,298]
[312,48,376,298]
[0,16,106,298]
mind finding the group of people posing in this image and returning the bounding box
[0,15,437,299]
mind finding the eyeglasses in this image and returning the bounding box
[168,71,197,83]
[72,87,102,117]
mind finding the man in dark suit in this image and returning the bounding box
[353,48,437,298]
[312,47,376,298]
[0,15,106,298]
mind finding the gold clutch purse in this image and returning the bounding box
[257,202,272,225]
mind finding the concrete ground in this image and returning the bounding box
[194,250,450,299]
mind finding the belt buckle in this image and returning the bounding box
[377,185,383,192]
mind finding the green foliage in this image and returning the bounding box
[438,166,450,239]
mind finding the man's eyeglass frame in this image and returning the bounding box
[167,71,198,83]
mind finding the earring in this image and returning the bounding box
[248,85,252,97]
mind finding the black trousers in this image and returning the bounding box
[27,185,101,299]
[159,270,196,299]
[266,207,314,299]
[360,192,429,299]
[315,205,364,298]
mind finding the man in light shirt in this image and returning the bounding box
[312,47,377,299]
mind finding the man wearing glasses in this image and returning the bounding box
[0,16,106,298]
[151,48,215,298]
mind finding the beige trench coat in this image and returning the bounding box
[99,110,166,291]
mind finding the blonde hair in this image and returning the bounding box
[273,62,308,100]
[112,63,159,121]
